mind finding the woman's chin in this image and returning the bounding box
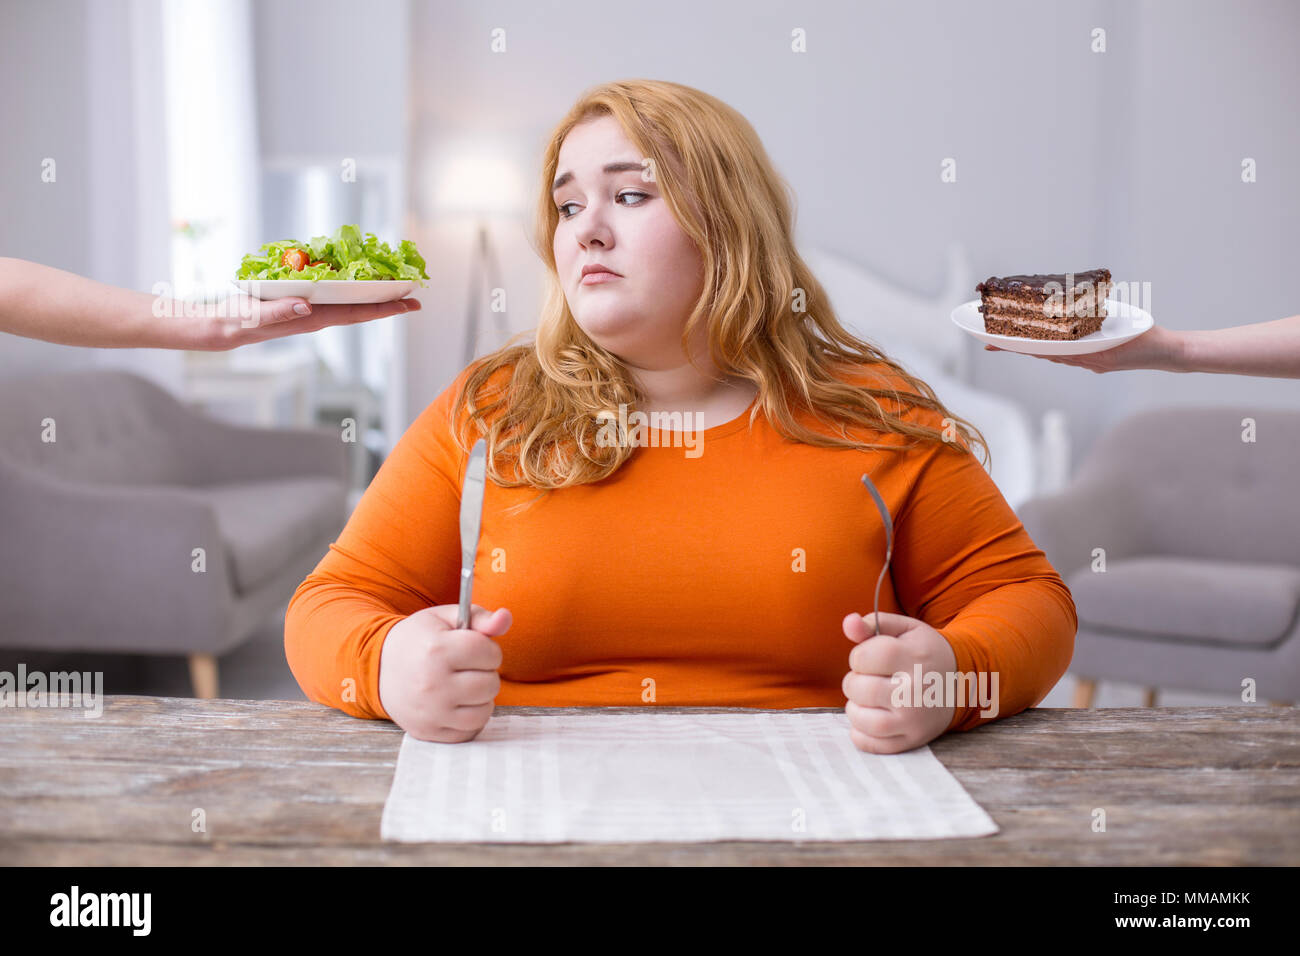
[574,311,641,341]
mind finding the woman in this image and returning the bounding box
[285,79,1077,754]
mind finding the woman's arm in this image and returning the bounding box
[285,367,475,719]
[0,256,420,351]
[0,257,169,348]
[1180,314,1300,378]
[887,409,1078,734]
[985,313,1300,378]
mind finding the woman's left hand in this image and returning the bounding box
[187,294,422,351]
[841,611,957,753]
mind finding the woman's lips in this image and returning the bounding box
[581,271,620,285]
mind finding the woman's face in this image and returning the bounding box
[551,115,705,368]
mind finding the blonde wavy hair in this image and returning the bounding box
[454,78,990,515]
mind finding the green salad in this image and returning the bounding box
[236,224,429,282]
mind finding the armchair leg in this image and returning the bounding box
[188,653,219,699]
[1142,687,1157,708]
[1073,678,1097,709]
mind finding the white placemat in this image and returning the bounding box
[380,712,998,843]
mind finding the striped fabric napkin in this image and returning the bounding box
[379,712,998,842]
[380,711,998,843]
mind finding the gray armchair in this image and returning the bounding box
[1018,405,1300,707]
[0,369,349,697]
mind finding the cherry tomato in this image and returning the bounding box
[281,248,309,271]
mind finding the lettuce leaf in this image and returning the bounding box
[235,224,429,282]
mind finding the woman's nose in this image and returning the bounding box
[575,209,613,249]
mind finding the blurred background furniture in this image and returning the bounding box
[802,243,1067,510]
[0,369,349,698]
[1018,406,1300,707]
[184,345,319,427]
[184,344,384,512]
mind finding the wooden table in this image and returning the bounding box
[1,697,1296,865]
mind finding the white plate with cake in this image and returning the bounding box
[951,268,1154,355]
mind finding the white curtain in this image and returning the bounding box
[83,0,260,394]
[86,0,261,396]
[84,0,181,393]
[160,0,262,299]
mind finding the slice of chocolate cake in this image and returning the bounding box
[976,269,1112,340]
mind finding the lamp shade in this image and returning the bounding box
[429,139,529,220]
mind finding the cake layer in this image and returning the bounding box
[983,313,1105,340]
[981,288,1108,318]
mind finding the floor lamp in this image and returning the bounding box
[433,148,527,365]
[462,220,513,367]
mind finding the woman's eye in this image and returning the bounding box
[556,191,649,220]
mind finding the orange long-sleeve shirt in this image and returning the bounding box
[285,359,1076,734]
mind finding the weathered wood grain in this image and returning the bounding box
[1,697,1295,865]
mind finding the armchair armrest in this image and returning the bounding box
[1017,478,1147,580]
[0,458,235,654]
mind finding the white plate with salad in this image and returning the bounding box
[232,224,428,304]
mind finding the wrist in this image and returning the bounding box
[118,291,197,350]
[158,298,210,351]
[1171,328,1202,373]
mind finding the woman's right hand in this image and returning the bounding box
[377,604,513,743]
[984,324,1188,373]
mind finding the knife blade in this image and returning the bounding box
[456,438,488,630]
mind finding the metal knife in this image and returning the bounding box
[456,438,488,630]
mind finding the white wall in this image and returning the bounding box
[0,0,101,378]
[252,0,408,158]
[0,0,179,392]
[1105,0,1300,430]
[404,0,1300,471]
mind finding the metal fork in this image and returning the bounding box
[860,473,895,636]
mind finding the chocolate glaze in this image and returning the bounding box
[976,268,1111,297]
